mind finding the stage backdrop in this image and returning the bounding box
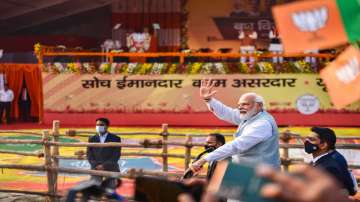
[43,73,360,116]
[187,0,294,51]
[111,0,183,52]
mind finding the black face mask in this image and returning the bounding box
[204,145,216,152]
[304,141,319,154]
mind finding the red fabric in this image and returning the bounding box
[149,35,158,52]
[112,12,182,52]
[0,64,43,122]
[111,13,182,29]
[0,64,24,119]
[23,65,44,122]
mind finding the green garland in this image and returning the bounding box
[42,61,325,74]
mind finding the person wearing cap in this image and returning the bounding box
[304,127,357,196]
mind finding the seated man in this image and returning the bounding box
[304,127,357,196]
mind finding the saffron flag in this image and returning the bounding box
[320,46,360,108]
[272,0,360,53]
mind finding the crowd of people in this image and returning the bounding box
[102,27,154,55]
[237,26,323,67]
[102,24,323,68]
[72,78,358,201]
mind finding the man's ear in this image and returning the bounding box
[319,141,328,150]
[256,102,263,110]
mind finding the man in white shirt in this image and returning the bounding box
[238,28,258,64]
[0,83,14,124]
[127,27,151,53]
[268,26,283,64]
[190,79,280,172]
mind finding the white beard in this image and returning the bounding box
[239,106,257,121]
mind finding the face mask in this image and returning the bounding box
[204,145,216,152]
[96,126,106,134]
[304,141,319,154]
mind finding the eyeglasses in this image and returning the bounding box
[96,124,106,126]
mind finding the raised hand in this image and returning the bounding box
[200,78,217,101]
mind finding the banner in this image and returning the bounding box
[272,0,360,53]
[187,0,295,51]
[43,73,360,115]
[320,46,360,108]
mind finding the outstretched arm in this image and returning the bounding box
[204,119,271,162]
[238,31,244,39]
[200,78,241,125]
[190,119,272,172]
[269,30,275,39]
[250,31,257,39]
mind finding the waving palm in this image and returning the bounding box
[199,78,217,100]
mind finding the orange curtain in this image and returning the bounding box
[23,64,44,122]
[0,64,24,119]
[0,64,43,122]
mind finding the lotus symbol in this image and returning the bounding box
[335,57,359,84]
[291,7,328,41]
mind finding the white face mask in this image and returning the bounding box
[96,126,106,134]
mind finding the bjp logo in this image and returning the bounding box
[291,7,328,41]
[335,57,360,84]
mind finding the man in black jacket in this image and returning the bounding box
[87,118,121,187]
[205,133,225,180]
[19,80,31,122]
[304,127,356,196]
